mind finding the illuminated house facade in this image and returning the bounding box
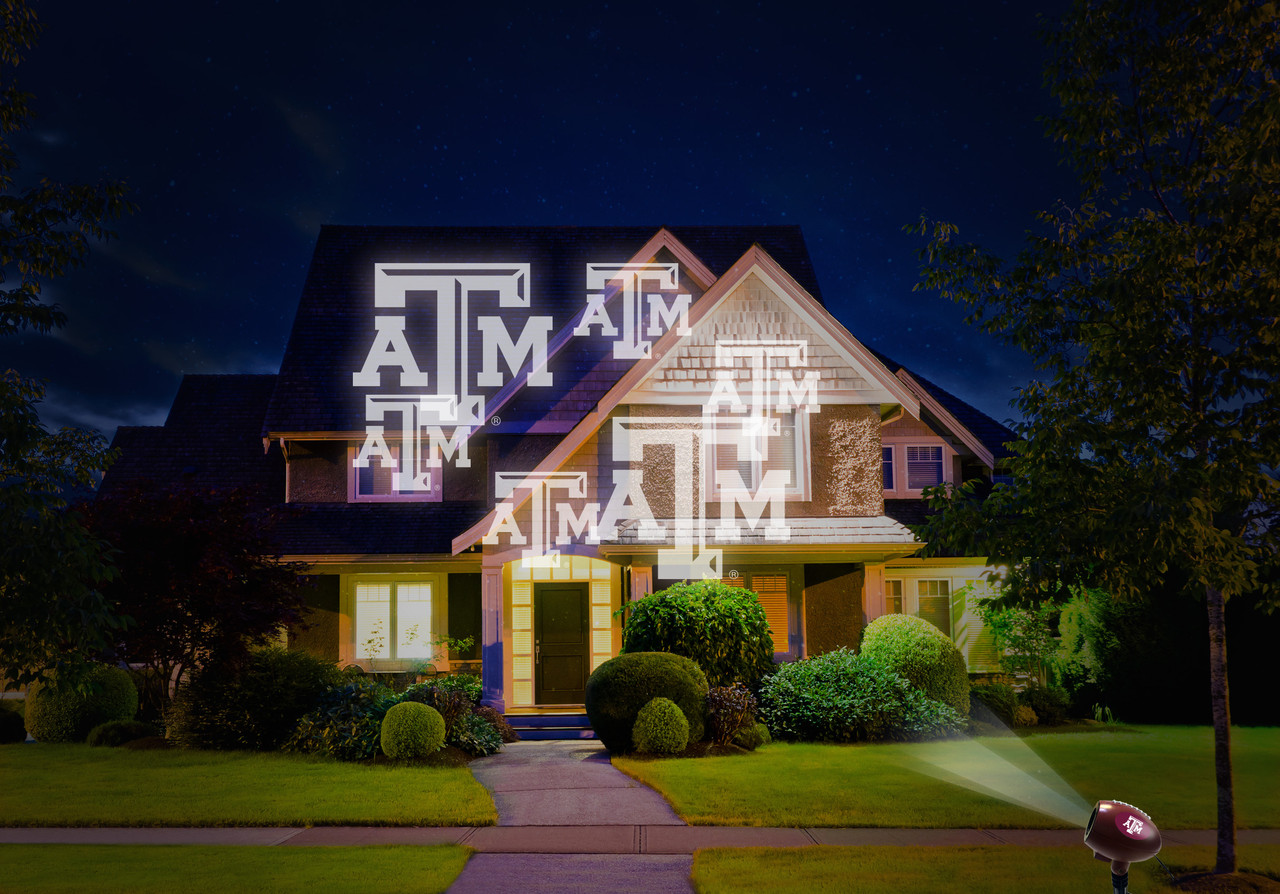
[104,226,1013,711]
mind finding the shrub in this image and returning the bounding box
[87,720,160,747]
[757,648,965,743]
[1014,705,1039,727]
[167,648,343,751]
[399,683,472,737]
[435,674,482,704]
[970,682,1017,727]
[732,721,771,751]
[449,711,502,757]
[633,697,690,754]
[620,581,774,689]
[0,710,25,744]
[25,666,138,743]
[380,702,445,759]
[706,684,757,747]
[472,704,519,743]
[584,652,708,754]
[859,614,970,715]
[1018,683,1069,726]
[285,678,395,761]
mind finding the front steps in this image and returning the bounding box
[505,712,596,740]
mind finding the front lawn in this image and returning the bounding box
[2,845,470,894]
[691,845,1280,894]
[0,745,497,827]
[615,726,1280,828]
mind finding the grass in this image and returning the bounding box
[615,726,1280,828]
[1,845,471,893]
[691,845,1280,893]
[0,744,497,827]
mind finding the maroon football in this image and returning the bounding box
[1084,799,1162,865]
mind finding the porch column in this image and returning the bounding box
[480,556,506,711]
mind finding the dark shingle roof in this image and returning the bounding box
[100,374,283,506]
[263,225,823,435]
[269,502,490,556]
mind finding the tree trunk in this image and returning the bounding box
[1206,583,1236,874]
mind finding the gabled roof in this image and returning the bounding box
[263,225,825,437]
[869,348,1018,464]
[99,374,284,506]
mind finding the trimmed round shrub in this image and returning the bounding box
[1014,705,1039,727]
[449,711,502,757]
[758,648,965,743]
[168,648,343,751]
[633,697,689,754]
[970,682,1017,727]
[733,721,771,751]
[0,709,26,744]
[620,581,774,689]
[585,652,708,754]
[25,666,138,743]
[380,702,445,759]
[860,614,970,715]
[1018,684,1069,726]
[285,678,395,761]
[87,720,160,747]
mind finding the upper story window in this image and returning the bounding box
[906,445,944,489]
[706,410,809,500]
[882,439,951,496]
[882,447,894,490]
[349,443,442,502]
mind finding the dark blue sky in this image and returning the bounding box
[8,1,1076,438]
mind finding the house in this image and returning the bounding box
[103,225,1016,712]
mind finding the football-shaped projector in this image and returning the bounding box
[1084,800,1162,893]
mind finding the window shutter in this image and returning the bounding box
[722,573,790,652]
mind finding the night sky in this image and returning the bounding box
[8,1,1077,439]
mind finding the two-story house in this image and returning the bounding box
[102,225,1014,713]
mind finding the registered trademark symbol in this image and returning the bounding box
[489,415,501,426]
[728,569,740,579]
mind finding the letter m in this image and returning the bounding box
[476,316,554,387]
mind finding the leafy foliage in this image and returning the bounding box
[284,678,395,762]
[433,674,482,704]
[706,684,757,747]
[969,588,1059,686]
[380,702,445,760]
[1018,684,1070,726]
[448,711,502,757]
[969,683,1018,727]
[732,721,771,751]
[757,649,965,743]
[0,708,25,743]
[472,704,519,743]
[619,580,774,688]
[86,719,159,747]
[584,651,708,754]
[0,1,133,690]
[632,697,690,755]
[399,682,472,737]
[80,484,310,710]
[166,648,342,751]
[24,665,137,743]
[859,614,970,715]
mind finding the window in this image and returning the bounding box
[917,578,952,637]
[723,572,791,653]
[882,446,894,490]
[707,411,807,498]
[885,578,903,614]
[355,580,433,660]
[906,445,944,489]
[350,443,442,502]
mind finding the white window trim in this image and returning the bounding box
[347,442,442,503]
[703,410,812,502]
[880,437,956,498]
[341,573,448,670]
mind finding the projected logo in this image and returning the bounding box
[573,262,692,359]
[351,263,552,496]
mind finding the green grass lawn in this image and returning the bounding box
[615,726,1280,828]
[0,744,497,827]
[1,845,471,894]
[691,845,1280,894]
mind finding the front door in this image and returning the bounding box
[534,582,589,704]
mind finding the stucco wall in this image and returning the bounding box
[288,441,346,502]
[817,405,883,517]
[803,563,865,655]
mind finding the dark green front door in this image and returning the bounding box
[534,582,589,704]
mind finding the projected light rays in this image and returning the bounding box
[907,736,1094,828]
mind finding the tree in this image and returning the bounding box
[0,0,133,689]
[908,0,1278,876]
[79,484,310,716]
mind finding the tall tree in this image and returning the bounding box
[909,0,1278,876]
[0,0,133,688]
